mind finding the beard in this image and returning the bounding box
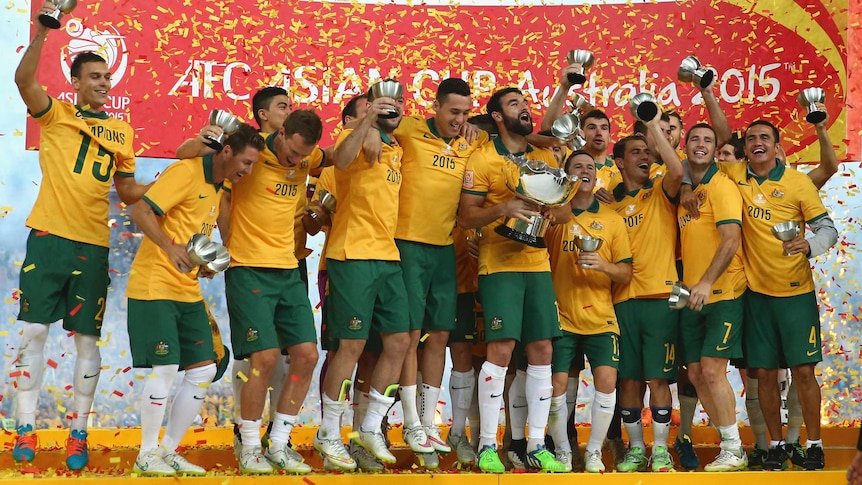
[502,112,533,136]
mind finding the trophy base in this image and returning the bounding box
[567,73,587,85]
[379,110,399,119]
[805,111,827,124]
[495,224,547,248]
[203,136,224,152]
[38,14,61,29]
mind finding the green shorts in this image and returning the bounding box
[18,230,109,336]
[128,299,216,368]
[552,331,620,373]
[449,292,477,343]
[744,290,821,369]
[396,240,457,332]
[477,271,562,344]
[225,267,317,360]
[679,296,744,364]
[615,299,679,381]
[326,259,409,340]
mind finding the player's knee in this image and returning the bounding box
[290,345,319,370]
[20,323,49,350]
[185,363,217,386]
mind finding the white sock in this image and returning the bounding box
[353,391,369,430]
[14,323,49,429]
[678,394,698,436]
[587,390,616,453]
[399,384,420,428]
[161,364,216,452]
[806,439,822,449]
[525,364,553,451]
[508,369,527,441]
[621,407,644,450]
[320,393,346,439]
[232,359,249,421]
[745,377,769,449]
[362,387,395,433]
[718,423,742,450]
[449,369,474,436]
[786,380,803,443]
[268,412,296,446]
[566,376,578,420]
[419,383,441,426]
[240,418,263,450]
[268,358,289,422]
[71,334,101,431]
[548,394,570,453]
[477,361,507,449]
[140,364,179,451]
[651,407,672,451]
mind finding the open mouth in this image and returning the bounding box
[637,162,650,170]
[752,147,766,155]
[580,176,591,183]
[693,149,707,157]
[519,111,531,123]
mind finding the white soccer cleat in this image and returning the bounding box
[360,429,397,463]
[313,433,357,471]
[264,442,312,474]
[133,449,176,477]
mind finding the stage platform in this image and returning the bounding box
[0,426,856,484]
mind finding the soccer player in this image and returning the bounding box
[676,123,747,471]
[459,87,569,474]
[608,113,683,473]
[11,3,147,470]
[128,124,262,476]
[546,150,633,473]
[313,80,410,470]
[224,110,323,474]
[392,78,487,467]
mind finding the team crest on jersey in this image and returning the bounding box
[301,160,309,169]
[463,170,475,188]
[348,317,363,331]
[697,190,707,201]
[754,193,767,205]
[770,188,785,199]
[154,341,169,356]
[589,220,604,231]
[489,317,503,331]
[458,142,468,151]
[626,204,636,215]
[246,328,259,342]
[641,190,653,201]
[61,20,129,87]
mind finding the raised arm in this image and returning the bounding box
[15,3,55,115]
[176,125,221,159]
[701,77,731,148]
[114,174,153,205]
[540,64,580,132]
[805,105,837,190]
[331,96,394,170]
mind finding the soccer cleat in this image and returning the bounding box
[265,441,311,474]
[650,446,674,472]
[505,438,527,470]
[478,445,506,474]
[616,447,648,472]
[554,450,573,472]
[525,446,568,473]
[704,448,748,472]
[233,424,242,461]
[748,446,768,470]
[403,425,434,454]
[418,451,440,470]
[133,449,176,476]
[65,430,89,471]
[604,437,627,465]
[239,446,274,475]
[785,440,806,469]
[313,433,357,471]
[802,444,825,471]
[447,433,477,467]
[423,424,451,453]
[359,429,397,464]
[673,433,700,470]
[12,424,37,463]
[584,449,605,473]
[261,421,274,450]
[163,450,207,476]
[763,443,790,471]
[347,440,385,472]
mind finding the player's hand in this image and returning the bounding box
[687,281,711,311]
[698,70,717,93]
[561,63,583,88]
[197,267,217,279]
[783,234,810,257]
[812,102,829,129]
[578,251,607,272]
[542,204,572,226]
[503,193,541,223]
[167,244,196,273]
[198,124,224,143]
[594,187,614,204]
[35,2,56,32]
[367,96,397,122]
[680,185,701,219]
[460,122,479,145]
[466,229,481,260]
[305,199,330,224]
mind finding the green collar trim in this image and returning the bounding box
[76,105,110,120]
[572,198,601,216]
[493,136,533,156]
[613,177,655,201]
[202,155,224,192]
[692,162,719,189]
[426,118,453,143]
[747,159,785,183]
[265,132,278,154]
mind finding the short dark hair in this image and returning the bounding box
[252,87,289,128]
[283,109,323,146]
[633,120,647,136]
[467,113,497,134]
[341,94,367,125]
[225,123,265,154]
[684,122,716,143]
[728,132,745,159]
[581,109,610,127]
[564,149,594,173]
[486,87,522,116]
[437,78,471,105]
[70,52,107,79]
[665,110,683,128]
[745,120,780,143]
[613,135,646,159]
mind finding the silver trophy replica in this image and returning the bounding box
[39,0,77,30]
[630,92,660,122]
[771,221,802,256]
[551,114,586,150]
[204,109,241,151]
[678,55,715,90]
[369,79,404,119]
[206,243,231,273]
[797,87,827,124]
[495,155,577,248]
[308,188,337,220]
[570,93,593,116]
[574,235,603,268]
[565,49,595,85]
[668,281,691,310]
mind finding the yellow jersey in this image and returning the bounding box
[127,156,227,302]
[677,163,746,301]
[720,162,829,297]
[461,137,562,275]
[326,129,403,262]
[395,116,489,246]
[315,166,337,273]
[595,155,620,192]
[547,199,632,335]
[608,175,678,303]
[26,98,136,247]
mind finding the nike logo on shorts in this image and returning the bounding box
[715,345,730,352]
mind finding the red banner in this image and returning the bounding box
[25,0,847,162]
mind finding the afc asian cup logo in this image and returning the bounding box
[60,19,129,87]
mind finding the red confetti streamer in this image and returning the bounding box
[47,359,58,369]
[112,390,124,397]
